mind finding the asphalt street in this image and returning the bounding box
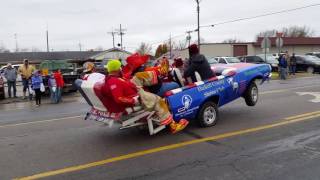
[0,76,320,180]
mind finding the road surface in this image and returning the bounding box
[0,76,320,180]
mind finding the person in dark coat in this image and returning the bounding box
[289,53,297,75]
[184,44,214,82]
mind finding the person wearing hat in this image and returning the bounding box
[104,59,188,134]
[4,63,17,98]
[184,44,214,82]
[31,70,43,106]
[18,59,35,99]
[81,62,96,79]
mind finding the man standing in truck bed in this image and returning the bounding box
[184,44,214,82]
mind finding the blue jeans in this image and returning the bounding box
[49,87,58,103]
[280,67,287,80]
[289,66,296,75]
[22,78,29,92]
[7,81,16,97]
[157,82,180,97]
[54,87,62,103]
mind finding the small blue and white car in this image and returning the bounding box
[76,63,271,135]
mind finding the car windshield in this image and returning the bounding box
[225,57,240,63]
[303,55,320,62]
[208,58,218,64]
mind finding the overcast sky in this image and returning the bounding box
[1,0,319,53]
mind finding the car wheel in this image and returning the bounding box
[307,66,314,74]
[244,82,258,106]
[197,101,219,127]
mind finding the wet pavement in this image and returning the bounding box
[0,76,320,180]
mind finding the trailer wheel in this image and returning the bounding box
[244,82,258,106]
[197,101,219,127]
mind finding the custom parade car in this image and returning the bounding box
[76,63,271,135]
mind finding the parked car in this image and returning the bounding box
[0,76,4,99]
[0,64,21,75]
[239,55,278,72]
[305,52,320,58]
[207,58,218,65]
[214,57,241,64]
[256,54,279,72]
[295,55,320,73]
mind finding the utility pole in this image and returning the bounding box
[14,33,18,52]
[78,42,82,51]
[186,31,192,47]
[169,34,172,59]
[108,28,116,48]
[115,24,126,50]
[46,29,49,52]
[195,0,200,52]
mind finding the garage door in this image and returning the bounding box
[233,45,248,57]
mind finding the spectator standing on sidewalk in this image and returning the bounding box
[279,55,288,80]
[31,71,43,106]
[18,59,35,99]
[285,51,290,76]
[48,73,57,103]
[53,69,64,103]
[289,53,297,75]
[4,63,17,98]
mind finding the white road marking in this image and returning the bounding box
[0,115,82,128]
[297,92,320,103]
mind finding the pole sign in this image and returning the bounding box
[276,38,283,48]
[261,37,271,49]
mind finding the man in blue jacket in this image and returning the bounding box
[279,55,288,80]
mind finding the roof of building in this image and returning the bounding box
[254,37,320,47]
[90,47,132,60]
[0,51,103,64]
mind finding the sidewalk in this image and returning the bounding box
[270,72,317,80]
[0,91,81,105]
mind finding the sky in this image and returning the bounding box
[0,0,319,53]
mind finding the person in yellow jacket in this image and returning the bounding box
[18,59,35,99]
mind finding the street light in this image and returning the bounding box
[195,0,200,51]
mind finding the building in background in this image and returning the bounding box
[178,37,320,58]
[89,48,132,63]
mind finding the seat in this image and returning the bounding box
[75,73,166,135]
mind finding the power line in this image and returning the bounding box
[201,3,320,28]
[147,3,320,48]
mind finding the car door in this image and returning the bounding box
[253,56,265,64]
[296,56,305,71]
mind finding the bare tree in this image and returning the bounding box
[155,44,168,58]
[256,26,315,38]
[94,46,104,51]
[20,48,30,52]
[222,38,244,43]
[0,43,10,53]
[136,42,152,55]
[173,40,187,50]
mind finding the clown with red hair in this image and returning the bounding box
[102,54,188,134]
